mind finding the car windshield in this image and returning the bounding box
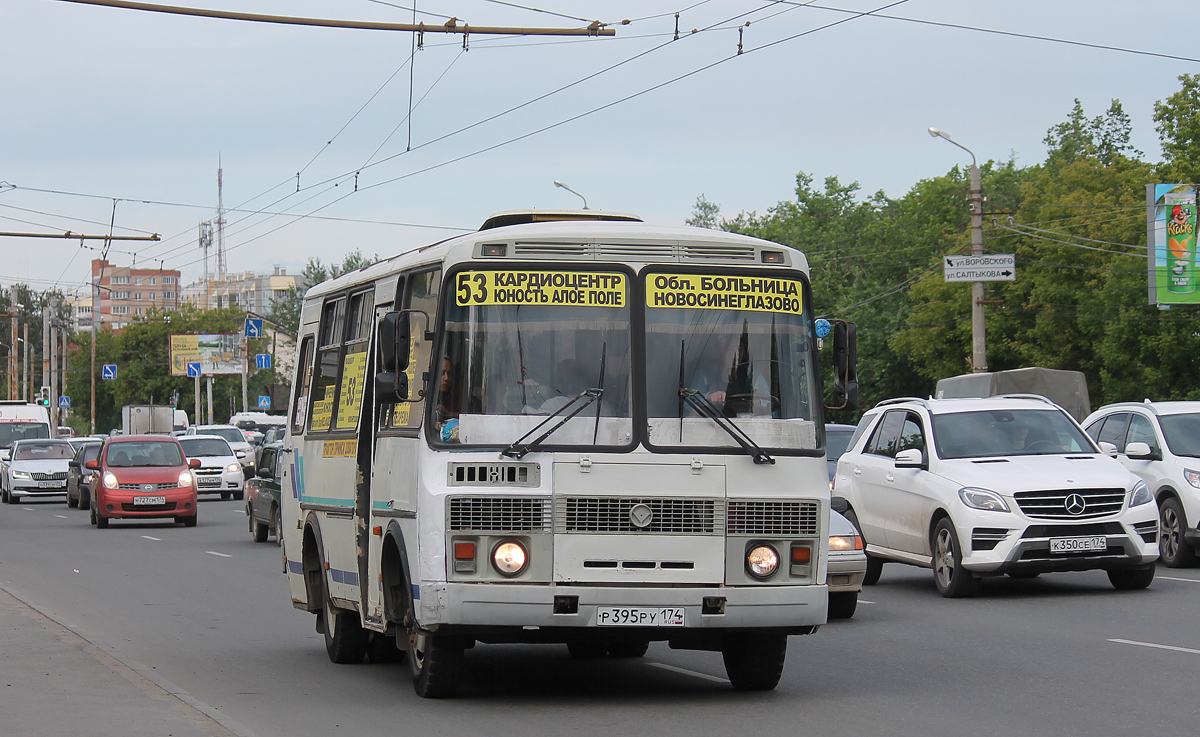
[1157,413,1200,458]
[826,430,854,461]
[13,442,74,460]
[932,409,1095,459]
[201,428,245,444]
[644,270,820,452]
[431,268,633,449]
[106,441,185,467]
[180,438,232,457]
[0,422,50,448]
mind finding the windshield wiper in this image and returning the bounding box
[501,388,604,460]
[679,388,775,465]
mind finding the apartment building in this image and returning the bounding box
[180,266,302,314]
[90,259,181,331]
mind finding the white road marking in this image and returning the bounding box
[1109,638,1200,656]
[206,551,232,558]
[858,599,877,605]
[141,535,161,541]
[54,514,67,519]
[1158,575,1200,584]
[22,507,33,511]
[647,662,730,684]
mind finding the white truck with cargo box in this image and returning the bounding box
[121,405,175,435]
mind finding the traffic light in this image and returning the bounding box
[38,386,51,407]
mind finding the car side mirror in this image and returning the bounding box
[894,448,927,469]
[257,467,274,479]
[84,459,99,470]
[1098,441,1118,457]
[236,450,247,458]
[0,449,10,462]
[1124,441,1161,461]
[189,458,202,469]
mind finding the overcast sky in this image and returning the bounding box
[2,0,1197,296]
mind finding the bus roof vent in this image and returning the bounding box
[479,209,642,231]
[596,243,676,261]
[682,244,757,261]
[512,241,590,258]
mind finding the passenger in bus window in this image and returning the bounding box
[437,357,461,421]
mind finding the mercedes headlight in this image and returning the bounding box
[958,487,1010,512]
[1128,480,1153,507]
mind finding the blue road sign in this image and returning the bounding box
[257,395,271,409]
[255,353,272,370]
[102,364,117,380]
[186,361,202,378]
[244,318,263,338]
[59,396,70,408]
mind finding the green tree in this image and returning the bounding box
[686,195,723,229]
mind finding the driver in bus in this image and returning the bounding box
[690,332,772,417]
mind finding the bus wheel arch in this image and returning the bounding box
[381,523,414,626]
[302,516,325,614]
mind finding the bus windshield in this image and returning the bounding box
[432,268,633,449]
[644,270,821,453]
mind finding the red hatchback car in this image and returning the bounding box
[85,435,200,528]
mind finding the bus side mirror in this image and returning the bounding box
[825,320,858,412]
[376,309,427,404]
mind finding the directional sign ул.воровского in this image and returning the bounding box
[943,254,1016,282]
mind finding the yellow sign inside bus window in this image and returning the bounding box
[646,273,803,315]
[336,351,369,430]
[455,271,626,308]
[310,386,335,432]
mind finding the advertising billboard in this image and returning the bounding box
[169,334,243,376]
[1148,184,1200,305]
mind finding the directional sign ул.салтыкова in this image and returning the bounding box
[943,254,1016,282]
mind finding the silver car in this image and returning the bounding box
[827,510,867,619]
[187,425,255,476]
[179,435,246,501]
[2,439,74,503]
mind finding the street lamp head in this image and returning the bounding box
[554,180,567,189]
[552,180,589,210]
[928,127,946,139]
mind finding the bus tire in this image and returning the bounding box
[721,633,787,691]
[405,584,463,697]
[321,574,368,664]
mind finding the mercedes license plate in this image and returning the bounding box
[133,495,167,506]
[596,607,685,627]
[37,480,64,488]
[1049,536,1107,554]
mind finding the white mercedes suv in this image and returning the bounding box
[833,395,1159,597]
[1083,401,1200,567]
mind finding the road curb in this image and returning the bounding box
[0,582,258,737]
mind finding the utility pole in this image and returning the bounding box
[50,309,58,428]
[929,127,988,373]
[42,301,49,399]
[968,163,987,373]
[23,323,30,402]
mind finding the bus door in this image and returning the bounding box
[365,267,440,622]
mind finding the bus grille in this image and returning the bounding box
[447,497,551,532]
[1013,489,1125,519]
[447,462,539,487]
[727,500,819,535]
[557,497,721,535]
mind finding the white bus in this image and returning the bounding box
[280,210,857,697]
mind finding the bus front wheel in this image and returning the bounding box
[721,633,787,691]
[405,585,463,697]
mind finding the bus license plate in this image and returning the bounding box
[596,607,685,627]
[38,480,64,488]
[1049,536,1107,554]
[133,495,167,506]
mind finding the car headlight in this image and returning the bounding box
[11,470,31,479]
[1128,480,1153,507]
[178,472,194,488]
[103,472,118,489]
[1185,469,1200,489]
[745,544,780,579]
[958,487,1010,512]
[829,534,863,552]
[491,541,527,576]
[227,464,241,474]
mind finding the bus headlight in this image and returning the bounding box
[492,541,527,576]
[103,472,119,489]
[745,544,779,579]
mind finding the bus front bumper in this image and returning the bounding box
[418,582,827,631]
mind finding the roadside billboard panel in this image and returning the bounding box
[170,334,243,376]
[1148,183,1200,305]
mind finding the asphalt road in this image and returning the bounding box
[1,497,1196,736]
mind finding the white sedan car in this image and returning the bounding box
[827,509,867,619]
[2,439,75,503]
[186,425,256,476]
[179,435,246,501]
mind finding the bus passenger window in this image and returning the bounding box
[291,337,314,434]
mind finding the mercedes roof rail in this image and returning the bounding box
[873,397,928,408]
[995,393,1060,407]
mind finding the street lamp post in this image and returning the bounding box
[929,127,987,373]
[553,180,589,210]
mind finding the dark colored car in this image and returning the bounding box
[246,443,283,544]
[67,441,102,509]
[85,435,200,528]
[825,423,857,483]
